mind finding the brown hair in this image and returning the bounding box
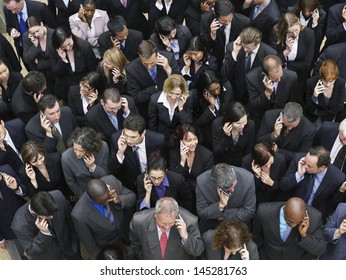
[274,13,304,46]
[319,60,339,82]
[21,140,46,164]
[169,123,200,147]
[252,142,274,167]
[239,27,262,45]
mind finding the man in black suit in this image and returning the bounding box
[86,87,138,147]
[11,71,46,124]
[253,197,326,259]
[98,15,143,60]
[325,2,346,48]
[280,146,345,221]
[47,0,80,30]
[3,0,55,60]
[246,55,297,130]
[109,115,165,193]
[243,0,281,44]
[0,118,26,172]
[221,27,277,104]
[25,94,77,154]
[126,40,179,121]
[257,102,315,165]
[200,0,250,68]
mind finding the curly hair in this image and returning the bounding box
[68,127,103,155]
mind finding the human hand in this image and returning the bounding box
[311,8,319,27]
[106,184,120,204]
[218,187,230,208]
[25,164,36,181]
[183,53,191,68]
[117,130,128,154]
[313,79,325,97]
[233,36,242,55]
[200,1,209,12]
[298,210,310,238]
[339,181,346,193]
[260,171,274,186]
[180,140,189,163]
[273,116,283,138]
[298,156,307,177]
[33,92,43,104]
[87,90,98,105]
[338,219,346,235]
[210,19,220,38]
[156,53,171,74]
[78,4,87,22]
[143,173,153,194]
[0,240,8,249]
[1,172,18,191]
[83,153,95,170]
[251,160,261,178]
[112,67,121,82]
[285,34,294,52]
[121,97,130,115]
[56,48,67,60]
[203,90,215,109]
[40,113,52,134]
[239,243,249,260]
[178,94,188,111]
[262,75,274,98]
[175,213,188,240]
[35,217,50,234]
[111,37,121,49]
[223,122,233,137]
[10,28,20,38]
[28,34,39,47]
[159,34,171,49]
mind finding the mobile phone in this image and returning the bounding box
[279,112,283,122]
[176,212,180,220]
[314,8,318,14]
[80,4,85,13]
[219,187,230,197]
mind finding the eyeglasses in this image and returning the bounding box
[80,82,93,91]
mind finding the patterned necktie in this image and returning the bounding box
[120,0,127,8]
[252,5,260,20]
[333,146,346,170]
[104,204,115,225]
[160,232,168,259]
[245,52,252,73]
[51,124,66,155]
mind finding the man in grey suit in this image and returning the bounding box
[196,163,256,233]
[71,176,136,259]
[253,197,326,259]
[129,197,204,260]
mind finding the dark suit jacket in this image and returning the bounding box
[280,152,345,220]
[253,201,326,259]
[212,117,255,166]
[25,106,77,153]
[98,28,143,60]
[222,41,277,103]
[325,3,346,47]
[129,207,205,259]
[86,98,138,146]
[137,170,193,211]
[109,129,165,191]
[304,76,345,122]
[256,109,315,164]
[200,12,250,67]
[0,165,27,241]
[11,190,79,260]
[71,175,136,259]
[0,33,21,72]
[4,0,55,57]
[47,0,80,29]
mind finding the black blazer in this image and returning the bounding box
[86,97,138,146]
[136,170,193,212]
[0,33,21,72]
[98,28,143,60]
[109,129,166,192]
[222,41,277,103]
[212,117,255,166]
[47,0,80,29]
[325,3,346,47]
[304,75,345,123]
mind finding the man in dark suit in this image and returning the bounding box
[0,164,27,259]
[11,190,80,260]
[47,0,80,30]
[325,2,346,48]
[200,0,250,68]
[109,114,165,193]
[221,27,277,104]
[196,163,256,233]
[130,197,205,259]
[25,94,77,154]
[280,146,345,221]
[98,15,143,60]
[11,71,46,124]
[72,176,136,259]
[256,102,315,165]
[246,55,297,130]
[253,197,326,259]
[86,87,138,147]
[3,0,55,60]
[0,118,26,172]
[126,40,179,120]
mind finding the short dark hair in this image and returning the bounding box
[308,146,331,167]
[123,115,146,134]
[214,0,234,17]
[155,16,176,36]
[22,71,46,95]
[147,152,166,172]
[102,87,121,103]
[97,243,128,260]
[30,191,59,216]
[138,40,157,58]
[107,15,127,35]
[38,94,58,112]
[222,102,248,125]
[81,71,104,94]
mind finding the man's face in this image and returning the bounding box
[5,0,24,14]
[122,128,144,146]
[155,212,176,232]
[339,132,346,146]
[140,53,157,71]
[283,205,305,228]
[283,115,300,131]
[303,153,323,174]
[101,99,122,116]
[218,180,237,195]
[43,101,60,123]
[268,66,283,83]
[115,26,129,41]
[148,169,166,187]
[217,13,233,27]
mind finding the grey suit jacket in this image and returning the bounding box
[196,167,256,230]
[71,175,136,259]
[129,207,204,260]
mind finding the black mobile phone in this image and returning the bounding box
[219,187,230,197]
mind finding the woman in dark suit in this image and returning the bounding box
[203,220,259,260]
[49,26,98,102]
[19,140,68,198]
[241,142,286,206]
[137,152,192,212]
[67,71,104,127]
[212,102,255,166]
[304,60,345,128]
[149,74,193,141]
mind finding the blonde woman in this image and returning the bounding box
[149,74,193,141]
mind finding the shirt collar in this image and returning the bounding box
[21,1,27,15]
[279,206,288,227]
[157,91,178,109]
[251,43,260,55]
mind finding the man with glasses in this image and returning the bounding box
[253,197,326,259]
[196,163,256,233]
[109,114,165,194]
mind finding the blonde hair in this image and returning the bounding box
[274,13,304,46]
[102,48,129,83]
[162,74,188,97]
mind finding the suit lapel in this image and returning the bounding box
[145,215,162,259]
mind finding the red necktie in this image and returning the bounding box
[160,232,168,259]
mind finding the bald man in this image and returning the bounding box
[253,197,326,259]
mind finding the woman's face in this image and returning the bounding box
[29,154,45,168]
[187,50,204,63]
[286,23,301,40]
[302,8,314,18]
[148,169,166,187]
[182,131,198,152]
[73,143,87,159]
[60,37,74,51]
[0,63,9,83]
[224,246,242,256]
[261,155,274,170]
[28,23,45,39]
[166,87,182,103]
[83,4,96,21]
[232,115,247,132]
[321,78,336,89]
[79,80,93,96]
[208,82,221,96]
[103,57,115,71]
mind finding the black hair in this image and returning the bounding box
[155,16,176,36]
[107,15,127,35]
[147,152,167,172]
[23,71,46,95]
[30,191,59,216]
[214,0,234,17]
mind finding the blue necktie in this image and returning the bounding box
[306,174,316,205]
[282,225,292,242]
[19,12,27,34]
[104,204,115,225]
[109,115,119,130]
[252,5,260,20]
[149,67,157,83]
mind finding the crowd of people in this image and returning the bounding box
[1,0,346,260]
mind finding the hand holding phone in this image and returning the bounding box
[35,216,50,234]
[279,112,283,122]
[175,213,188,240]
[239,243,250,260]
[25,163,36,180]
[143,173,153,193]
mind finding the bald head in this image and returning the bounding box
[86,179,109,204]
[284,197,306,228]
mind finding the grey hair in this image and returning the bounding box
[339,118,346,137]
[210,163,237,190]
[283,102,303,122]
[155,197,179,216]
